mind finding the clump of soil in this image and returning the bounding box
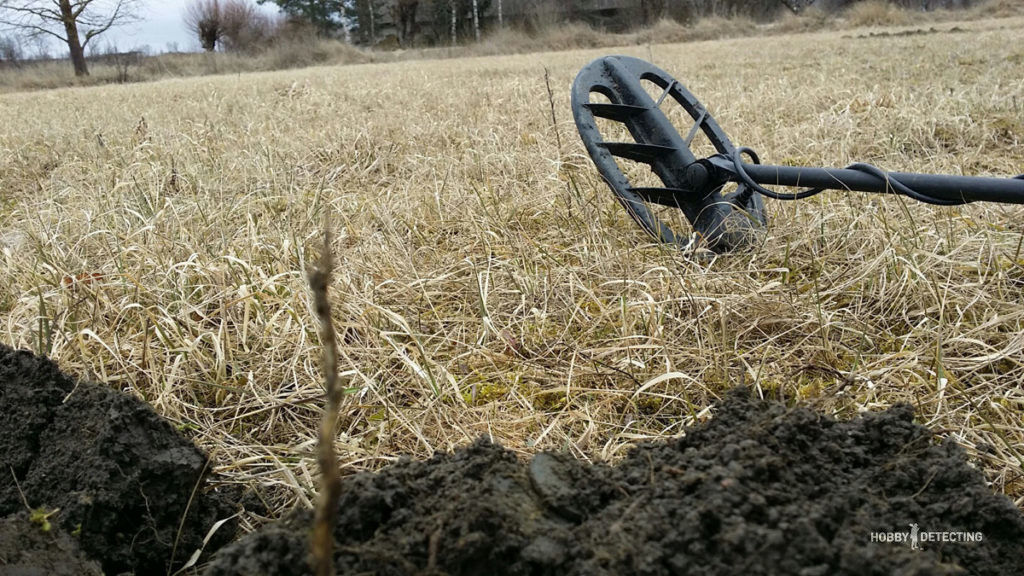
[0,511,102,576]
[207,388,1024,576]
[0,345,239,575]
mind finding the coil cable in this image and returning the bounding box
[729,146,983,207]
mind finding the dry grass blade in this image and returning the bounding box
[308,217,342,576]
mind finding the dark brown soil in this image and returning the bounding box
[4,343,1022,576]
[0,511,102,575]
[207,388,1024,576]
[0,345,239,575]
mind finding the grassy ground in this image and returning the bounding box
[2,16,1023,528]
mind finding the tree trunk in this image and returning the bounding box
[58,0,88,76]
[369,0,376,43]
[450,1,456,46]
[472,0,479,42]
[497,0,502,29]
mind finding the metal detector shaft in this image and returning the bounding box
[740,163,1024,204]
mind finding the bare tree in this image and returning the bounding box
[221,0,272,51]
[0,0,139,76]
[94,39,138,83]
[185,0,271,53]
[185,0,223,51]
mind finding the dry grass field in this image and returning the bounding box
[2,16,1023,528]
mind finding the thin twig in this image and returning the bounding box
[309,213,342,576]
[10,465,30,511]
[543,66,563,155]
[544,66,573,214]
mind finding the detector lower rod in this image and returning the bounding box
[741,163,1024,204]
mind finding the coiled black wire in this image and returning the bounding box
[730,146,971,207]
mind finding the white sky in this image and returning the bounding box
[94,0,280,54]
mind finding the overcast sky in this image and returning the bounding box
[98,0,280,54]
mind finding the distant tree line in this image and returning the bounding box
[253,0,979,48]
[0,0,983,75]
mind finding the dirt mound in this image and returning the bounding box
[207,388,1024,576]
[0,345,239,575]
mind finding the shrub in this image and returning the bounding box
[844,0,912,26]
[0,35,23,66]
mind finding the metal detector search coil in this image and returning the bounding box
[571,55,1024,252]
